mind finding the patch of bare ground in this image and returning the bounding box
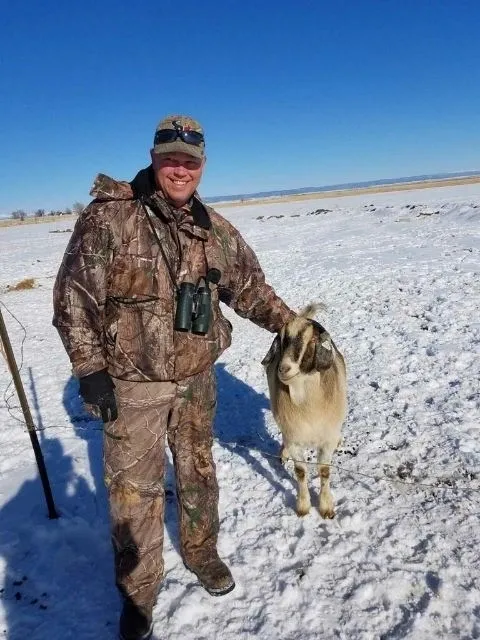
[6,278,36,292]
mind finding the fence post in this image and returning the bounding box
[0,307,58,519]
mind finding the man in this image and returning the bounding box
[53,115,294,640]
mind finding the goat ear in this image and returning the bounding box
[261,334,281,367]
[314,331,334,370]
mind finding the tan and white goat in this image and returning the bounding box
[262,304,347,518]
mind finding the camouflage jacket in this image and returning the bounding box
[53,166,294,381]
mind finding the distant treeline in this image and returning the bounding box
[7,202,86,221]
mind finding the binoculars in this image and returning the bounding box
[174,268,221,335]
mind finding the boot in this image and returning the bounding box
[119,600,153,640]
[184,554,235,596]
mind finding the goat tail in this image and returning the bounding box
[299,302,327,319]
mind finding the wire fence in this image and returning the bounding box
[1,298,479,497]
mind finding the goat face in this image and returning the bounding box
[262,316,335,384]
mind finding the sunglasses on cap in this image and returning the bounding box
[154,123,204,147]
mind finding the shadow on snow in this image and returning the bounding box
[0,364,293,639]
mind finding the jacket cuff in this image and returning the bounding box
[72,353,108,378]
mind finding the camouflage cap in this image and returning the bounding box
[152,114,205,160]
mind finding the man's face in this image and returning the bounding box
[151,150,205,208]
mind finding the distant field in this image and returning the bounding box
[2,174,480,228]
[216,174,480,207]
[0,213,77,229]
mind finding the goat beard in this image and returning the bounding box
[285,377,306,406]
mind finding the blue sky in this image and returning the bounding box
[1,0,479,215]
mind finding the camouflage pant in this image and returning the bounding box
[103,367,219,610]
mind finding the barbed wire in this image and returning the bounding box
[1,300,479,496]
[0,300,27,425]
[216,439,480,494]
[4,414,480,495]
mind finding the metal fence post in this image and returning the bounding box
[0,307,58,519]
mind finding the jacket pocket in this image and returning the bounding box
[106,298,174,380]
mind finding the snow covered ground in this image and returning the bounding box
[0,183,479,639]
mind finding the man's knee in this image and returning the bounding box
[106,477,165,523]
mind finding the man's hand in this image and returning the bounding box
[79,369,118,423]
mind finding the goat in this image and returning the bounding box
[262,304,347,518]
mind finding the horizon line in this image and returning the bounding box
[1,169,480,218]
[203,169,480,203]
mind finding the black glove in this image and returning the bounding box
[79,369,118,423]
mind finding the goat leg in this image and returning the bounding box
[294,461,311,516]
[289,445,310,516]
[317,445,336,519]
[280,442,289,465]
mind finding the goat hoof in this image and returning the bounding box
[320,508,335,519]
[296,504,311,517]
